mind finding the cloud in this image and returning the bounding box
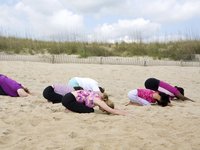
[0,0,84,39]
[90,18,161,42]
[0,0,199,41]
[60,0,122,13]
[59,0,200,23]
[136,0,200,23]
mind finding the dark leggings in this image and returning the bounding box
[62,93,94,113]
[0,86,7,95]
[43,86,63,103]
[144,78,160,91]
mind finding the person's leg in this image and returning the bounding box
[43,86,63,103]
[128,90,150,106]
[0,86,7,95]
[62,93,94,113]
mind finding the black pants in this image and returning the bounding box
[144,78,160,91]
[62,93,94,113]
[0,86,7,96]
[43,86,63,103]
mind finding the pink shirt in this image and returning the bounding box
[137,89,156,103]
[75,90,100,108]
[159,81,180,98]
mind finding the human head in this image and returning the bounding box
[100,93,114,113]
[99,87,105,93]
[157,92,170,107]
[175,86,184,95]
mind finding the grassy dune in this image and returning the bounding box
[0,36,200,60]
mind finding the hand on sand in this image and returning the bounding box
[187,99,195,102]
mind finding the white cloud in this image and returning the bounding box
[60,0,200,23]
[0,0,199,41]
[60,0,122,13]
[0,0,84,39]
[138,0,200,23]
[50,10,83,30]
[90,18,161,42]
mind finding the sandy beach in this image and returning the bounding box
[0,61,200,150]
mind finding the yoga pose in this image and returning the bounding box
[127,88,170,107]
[68,77,104,93]
[144,78,193,101]
[0,74,30,97]
[43,84,83,103]
[62,90,127,115]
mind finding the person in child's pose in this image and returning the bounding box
[0,74,30,97]
[62,90,128,115]
[43,84,83,104]
[68,77,105,93]
[126,88,170,107]
[144,78,194,101]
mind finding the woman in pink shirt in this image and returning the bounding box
[127,88,170,107]
[144,78,193,101]
[62,90,128,115]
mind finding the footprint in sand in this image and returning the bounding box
[0,129,12,144]
[68,131,78,139]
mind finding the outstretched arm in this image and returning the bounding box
[176,93,195,102]
[94,100,128,116]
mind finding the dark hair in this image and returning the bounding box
[99,87,105,93]
[175,86,184,95]
[157,92,170,107]
[73,86,84,90]
[22,87,30,94]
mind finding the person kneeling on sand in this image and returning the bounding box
[0,74,30,97]
[126,88,171,107]
[68,77,105,94]
[43,84,83,104]
[144,77,194,102]
[62,90,128,115]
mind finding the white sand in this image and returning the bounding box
[0,61,200,150]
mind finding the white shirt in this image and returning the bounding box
[74,77,100,92]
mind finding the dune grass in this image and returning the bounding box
[0,35,200,60]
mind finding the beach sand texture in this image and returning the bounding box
[0,61,200,150]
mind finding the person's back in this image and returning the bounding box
[75,77,99,91]
[137,88,156,103]
[144,77,193,101]
[62,90,127,115]
[145,78,179,98]
[73,90,100,108]
[68,77,101,92]
[0,74,23,97]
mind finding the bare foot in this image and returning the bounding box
[125,101,141,106]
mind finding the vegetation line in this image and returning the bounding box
[0,36,200,61]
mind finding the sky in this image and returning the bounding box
[0,0,200,42]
